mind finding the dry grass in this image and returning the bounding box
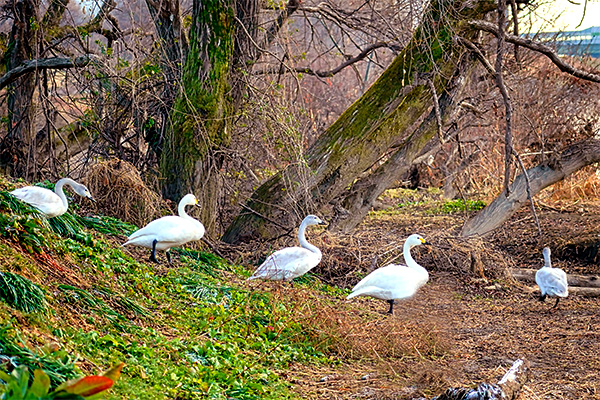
[294,293,448,361]
[85,159,168,227]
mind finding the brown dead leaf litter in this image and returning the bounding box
[279,200,600,400]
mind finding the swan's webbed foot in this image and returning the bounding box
[149,239,159,263]
[386,299,395,315]
[166,250,172,264]
[551,297,560,309]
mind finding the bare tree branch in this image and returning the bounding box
[0,56,92,91]
[254,42,390,77]
[468,19,600,83]
[462,138,600,237]
[509,0,520,64]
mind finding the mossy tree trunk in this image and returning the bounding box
[222,0,496,244]
[160,0,235,234]
[329,55,474,233]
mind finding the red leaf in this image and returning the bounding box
[63,376,114,396]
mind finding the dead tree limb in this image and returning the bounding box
[0,56,92,91]
[461,138,600,237]
[511,268,600,288]
[431,359,529,400]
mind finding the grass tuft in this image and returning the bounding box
[0,272,46,313]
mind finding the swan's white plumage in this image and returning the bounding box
[248,215,325,281]
[123,194,205,262]
[347,234,429,313]
[10,178,93,218]
[535,247,568,301]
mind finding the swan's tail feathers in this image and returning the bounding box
[347,286,379,300]
[247,275,259,281]
[121,240,131,247]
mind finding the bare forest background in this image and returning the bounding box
[1,0,600,245]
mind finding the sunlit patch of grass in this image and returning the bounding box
[428,199,486,214]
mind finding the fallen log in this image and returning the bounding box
[511,268,600,288]
[428,359,529,400]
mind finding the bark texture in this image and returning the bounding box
[1,0,40,178]
[144,0,188,159]
[223,0,497,243]
[461,138,600,237]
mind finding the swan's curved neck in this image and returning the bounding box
[54,178,74,209]
[543,251,552,268]
[298,221,320,255]
[178,201,193,220]
[403,241,421,269]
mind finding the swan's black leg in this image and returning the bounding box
[166,250,172,264]
[149,239,159,263]
[551,297,560,309]
[386,300,394,314]
[539,294,547,302]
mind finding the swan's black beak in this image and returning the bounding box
[88,195,96,203]
[318,220,327,227]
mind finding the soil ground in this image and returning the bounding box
[285,198,600,400]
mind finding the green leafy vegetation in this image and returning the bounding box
[430,199,487,214]
[0,325,79,385]
[0,362,123,399]
[0,185,447,399]
[0,189,333,399]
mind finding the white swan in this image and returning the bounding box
[347,234,429,314]
[10,178,94,218]
[122,194,205,264]
[248,215,326,281]
[535,247,568,309]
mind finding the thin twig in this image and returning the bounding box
[425,77,444,143]
[239,203,290,230]
[495,0,514,196]
[513,150,542,236]
[468,19,600,83]
[509,0,520,65]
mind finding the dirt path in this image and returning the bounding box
[290,274,600,400]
